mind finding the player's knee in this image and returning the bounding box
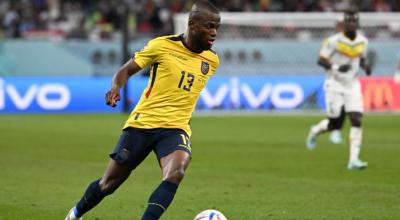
[328,117,343,130]
[350,118,362,127]
[99,179,119,195]
[164,169,185,184]
[348,112,362,127]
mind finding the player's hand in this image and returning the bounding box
[365,68,372,76]
[364,66,372,76]
[338,64,351,72]
[105,88,121,107]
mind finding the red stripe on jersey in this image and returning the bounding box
[145,63,158,98]
[145,87,153,98]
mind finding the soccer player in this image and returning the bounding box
[306,10,372,170]
[65,1,220,219]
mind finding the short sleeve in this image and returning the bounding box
[319,38,336,59]
[214,54,220,71]
[133,39,161,68]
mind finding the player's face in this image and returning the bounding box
[192,11,220,50]
[344,15,359,33]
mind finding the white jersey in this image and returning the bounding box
[320,32,368,91]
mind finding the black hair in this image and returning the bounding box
[343,9,359,21]
[193,0,219,13]
[189,0,219,21]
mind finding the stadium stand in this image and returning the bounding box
[0,0,399,76]
[1,0,400,40]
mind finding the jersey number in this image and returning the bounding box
[180,134,191,150]
[178,71,194,91]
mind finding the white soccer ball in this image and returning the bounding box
[194,209,227,220]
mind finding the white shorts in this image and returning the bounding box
[324,80,364,118]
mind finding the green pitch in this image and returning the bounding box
[0,114,399,220]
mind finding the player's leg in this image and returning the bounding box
[141,150,191,220]
[345,83,367,170]
[141,129,191,220]
[306,90,343,149]
[66,160,133,220]
[346,111,367,170]
[329,106,345,144]
[66,128,152,220]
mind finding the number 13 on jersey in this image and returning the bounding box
[178,71,195,91]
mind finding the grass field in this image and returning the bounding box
[0,113,399,220]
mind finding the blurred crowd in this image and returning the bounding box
[1,0,399,40]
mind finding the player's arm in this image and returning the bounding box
[317,56,332,70]
[105,59,142,107]
[360,57,372,76]
[318,38,350,73]
[317,56,351,72]
[360,39,372,76]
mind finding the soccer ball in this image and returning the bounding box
[194,209,227,220]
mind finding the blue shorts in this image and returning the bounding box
[110,127,192,168]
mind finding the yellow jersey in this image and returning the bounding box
[123,34,219,136]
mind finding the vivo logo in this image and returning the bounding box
[201,77,304,109]
[0,79,71,110]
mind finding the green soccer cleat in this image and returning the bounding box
[306,126,317,150]
[347,159,368,170]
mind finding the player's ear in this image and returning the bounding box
[188,19,196,34]
[188,19,195,28]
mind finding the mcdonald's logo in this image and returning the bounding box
[363,81,394,111]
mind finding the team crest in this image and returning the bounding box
[201,61,209,75]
